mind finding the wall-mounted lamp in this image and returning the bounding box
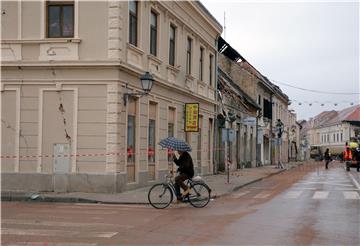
[123,72,154,106]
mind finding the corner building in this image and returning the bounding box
[1,1,222,193]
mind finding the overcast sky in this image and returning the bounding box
[203,0,359,120]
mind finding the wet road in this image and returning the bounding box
[2,162,359,245]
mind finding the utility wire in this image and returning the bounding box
[271,80,360,95]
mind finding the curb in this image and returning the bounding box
[2,166,297,205]
[211,168,286,199]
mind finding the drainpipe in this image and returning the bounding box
[270,94,274,165]
[255,110,260,167]
[213,35,220,174]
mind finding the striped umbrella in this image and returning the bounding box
[158,137,192,152]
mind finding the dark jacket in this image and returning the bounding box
[355,149,360,161]
[173,152,194,178]
[324,151,331,161]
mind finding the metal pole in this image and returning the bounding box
[256,113,259,167]
[227,140,230,184]
[213,36,220,175]
[270,95,274,165]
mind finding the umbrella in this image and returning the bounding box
[158,137,192,152]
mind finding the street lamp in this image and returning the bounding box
[123,72,154,106]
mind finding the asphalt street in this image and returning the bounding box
[2,162,359,245]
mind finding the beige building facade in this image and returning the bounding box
[271,87,290,164]
[1,1,222,192]
[304,105,360,156]
[287,110,300,161]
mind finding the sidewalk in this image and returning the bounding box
[1,162,303,204]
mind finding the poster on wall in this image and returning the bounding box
[184,103,199,132]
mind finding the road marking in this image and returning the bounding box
[253,191,271,199]
[72,203,148,208]
[312,191,329,199]
[21,209,117,215]
[283,191,303,199]
[1,228,118,238]
[343,191,360,200]
[231,191,250,199]
[291,187,317,190]
[6,242,97,246]
[298,181,353,187]
[1,219,133,229]
[348,172,360,190]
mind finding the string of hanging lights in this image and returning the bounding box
[290,99,357,107]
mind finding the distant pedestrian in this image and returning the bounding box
[344,146,353,171]
[324,148,331,169]
[355,148,360,172]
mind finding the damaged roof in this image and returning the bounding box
[218,68,260,111]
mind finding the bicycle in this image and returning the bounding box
[148,174,211,209]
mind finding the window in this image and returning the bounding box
[186,37,192,75]
[169,24,176,66]
[47,2,74,38]
[337,133,339,142]
[208,119,213,167]
[148,119,156,162]
[127,115,136,163]
[197,116,203,171]
[148,102,157,163]
[129,0,138,46]
[168,108,175,164]
[341,132,343,142]
[199,47,204,80]
[209,54,213,86]
[150,11,157,56]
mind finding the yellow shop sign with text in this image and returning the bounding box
[185,103,199,132]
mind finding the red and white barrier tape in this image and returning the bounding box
[1,148,226,159]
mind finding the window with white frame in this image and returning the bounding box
[199,47,204,81]
[47,1,74,38]
[169,24,176,66]
[129,0,138,46]
[186,37,192,75]
[209,54,213,86]
[150,11,158,56]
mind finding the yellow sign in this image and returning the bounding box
[185,103,199,132]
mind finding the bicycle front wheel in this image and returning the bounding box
[148,183,173,209]
[189,183,210,208]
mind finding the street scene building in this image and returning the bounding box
[2,2,359,246]
[301,104,360,159]
[1,0,295,193]
[1,1,222,192]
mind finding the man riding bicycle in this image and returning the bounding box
[172,151,194,201]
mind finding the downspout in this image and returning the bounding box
[213,35,220,174]
[270,93,274,165]
[255,109,260,166]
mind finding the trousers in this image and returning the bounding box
[174,173,189,198]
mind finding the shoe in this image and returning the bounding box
[174,196,182,203]
[181,188,190,197]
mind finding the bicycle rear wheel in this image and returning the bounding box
[148,183,173,209]
[188,183,210,208]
